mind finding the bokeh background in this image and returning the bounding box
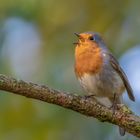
[0,0,140,140]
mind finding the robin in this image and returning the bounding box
[74,32,135,136]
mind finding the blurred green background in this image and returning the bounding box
[0,0,140,140]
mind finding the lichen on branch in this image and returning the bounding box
[0,74,140,138]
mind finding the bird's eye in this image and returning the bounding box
[89,36,95,41]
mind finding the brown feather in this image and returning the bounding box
[109,53,135,101]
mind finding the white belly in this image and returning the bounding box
[78,65,124,106]
[79,70,124,107]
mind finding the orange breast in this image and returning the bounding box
[75,44,103,77]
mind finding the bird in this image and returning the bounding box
[74,32,135,136]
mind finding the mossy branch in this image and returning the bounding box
[0,74,140,138]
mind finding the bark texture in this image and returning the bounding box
[0,74,140,138]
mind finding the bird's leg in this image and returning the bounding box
[110,93,118,114]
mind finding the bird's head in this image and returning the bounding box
[74,32,104,46]
[74,32,104,76]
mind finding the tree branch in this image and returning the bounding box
[0,74,140,137]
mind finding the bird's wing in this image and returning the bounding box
[109,53,135,101]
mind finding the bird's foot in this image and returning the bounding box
[84,95,95,100]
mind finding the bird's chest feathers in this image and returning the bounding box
[75,47,103,77]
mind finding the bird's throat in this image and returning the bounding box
[75,46,103,77]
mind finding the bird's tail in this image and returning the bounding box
[119,127,125,136]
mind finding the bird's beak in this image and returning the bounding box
[74,33,80,38]
[73,33,81,45]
